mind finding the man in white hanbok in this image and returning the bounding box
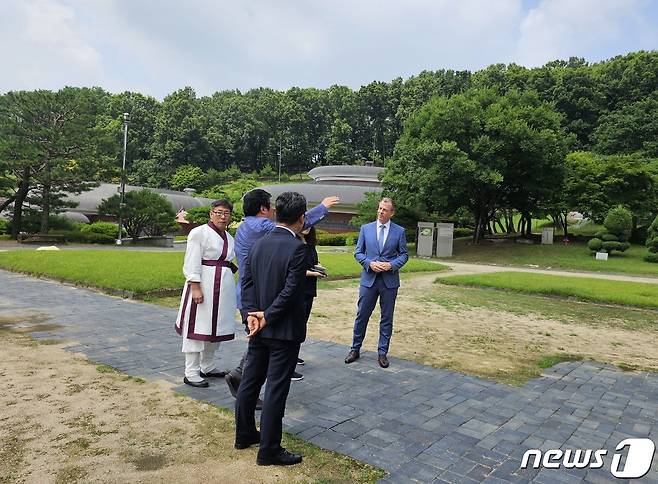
[175,199,238,388]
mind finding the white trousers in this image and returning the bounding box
[184,341,220,382]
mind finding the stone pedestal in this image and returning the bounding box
[541,227,554,245]
[416,222,435,257]
[435,223,454,257]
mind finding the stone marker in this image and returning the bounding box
[435,222,454,257]
[417,222,435,257]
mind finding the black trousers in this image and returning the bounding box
[235,336,300,458]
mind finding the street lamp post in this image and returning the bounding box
[278,137,282,183]
[116,112,129,245]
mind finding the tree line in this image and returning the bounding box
[1,50,657,239]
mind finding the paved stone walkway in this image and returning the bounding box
[1,269,657,483]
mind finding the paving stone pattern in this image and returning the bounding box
[1,269,657,483]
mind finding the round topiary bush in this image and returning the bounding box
[587,238,603,251]
[601,233,619,242]
[604,205,632,236]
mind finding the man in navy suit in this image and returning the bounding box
[345,197,409,368]
[234,192,308,466]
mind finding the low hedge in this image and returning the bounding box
[49,229,116,244]
[317,232,359,246]
[80,221,124,238]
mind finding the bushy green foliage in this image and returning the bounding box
[604,206,633,235]
[0,219,8,235]
[184,206,211,224]
[645,214,658,263]
[258,165,276,179]
[199,176,258,204]
[80,221,124,238]
[170,165,205,191]
[587,238,603,251]
[588,205,632,254]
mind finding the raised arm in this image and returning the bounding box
[303,196,339,229]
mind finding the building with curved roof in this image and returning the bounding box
[63,183,213,222]
[260,165,383,232]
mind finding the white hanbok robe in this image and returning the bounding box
[175,222,237,352]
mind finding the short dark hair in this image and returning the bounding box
[275,192,307,225]
[211,199,233,211]
[242,189,271,216]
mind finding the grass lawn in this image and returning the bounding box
[443,239,658,277]
[437,271,658,309]
[0,249,446,295]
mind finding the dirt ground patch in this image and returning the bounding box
[308,273,658,385]
[0,328,381,483]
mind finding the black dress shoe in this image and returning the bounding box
[257,449,303,466]
[225,373,240,397]
[344,350,360,364]
[200,370,227,378]
[235,432,261,449]
[378,354,390,368]
[183,377,209,388]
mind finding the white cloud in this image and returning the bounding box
[517,0,651,65]
[1,0,655,98]
[0,0,102,92]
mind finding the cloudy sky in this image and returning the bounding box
[1,0,657,99]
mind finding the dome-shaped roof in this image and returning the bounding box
[308,165,384,185]
[63,183,213,215]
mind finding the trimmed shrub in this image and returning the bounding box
[645,214,658,263]
[588,205,632,255]
[80,221,124,238]
[587,238,603,251]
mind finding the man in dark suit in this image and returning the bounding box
[345,197,409,368]
[234,192,308,466]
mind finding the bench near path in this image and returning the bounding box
[0,269,656,483]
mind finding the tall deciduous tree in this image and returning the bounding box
[383,89,568,242]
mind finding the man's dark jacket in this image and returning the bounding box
[240,227,308,343]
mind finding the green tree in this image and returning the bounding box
[97,189,177,242]
[151,87,211,178]
[384,89,567,242]
[592,93,658,157]
[0,88,115,238]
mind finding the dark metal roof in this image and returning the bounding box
[308,165,384,185]
[64,183,213,215]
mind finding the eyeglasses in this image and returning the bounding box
[211,210,231,217]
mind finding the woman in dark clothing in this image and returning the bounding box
[295,226,326,374]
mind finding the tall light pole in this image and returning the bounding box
[116,112,129,245]
[278,137,282,183]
